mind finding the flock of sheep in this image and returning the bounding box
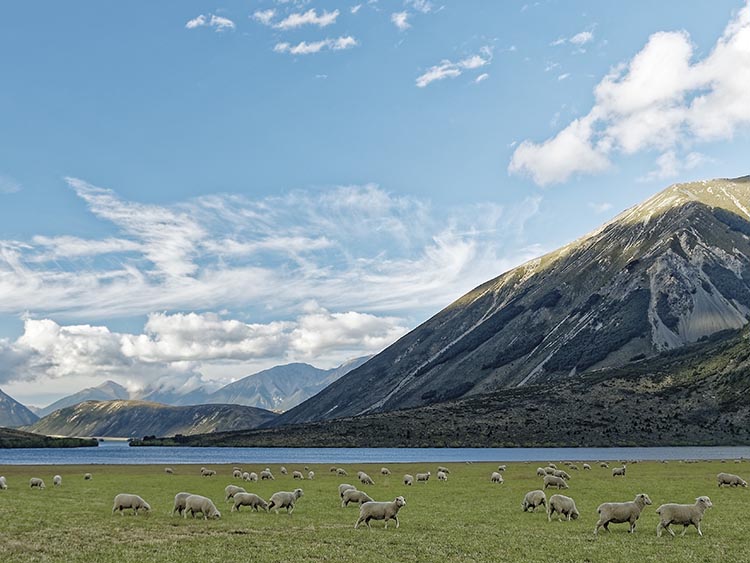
[3,458,747,536]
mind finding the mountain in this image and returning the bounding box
[275,176,750,426]
[0,427,98,448]
[0,389,39,428]
[37,380,129,417]
[24,400,277,438]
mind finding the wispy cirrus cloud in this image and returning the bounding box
[416,47,493,88]
[185,13,236,32]
[274,36,358,55]
[273,8,339,30]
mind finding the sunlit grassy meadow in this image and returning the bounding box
[0,460,748,562]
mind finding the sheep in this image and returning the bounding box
[233,466,242,472]
[260,469,275,481]
[416,472,431,483]
[29,478,45,489]
[233,469,242,479]
[268,488,304,514]
[543,475,569,490]
[497,465,506,472]
[292,471,304,480]
[84,473,92,480]
[569,464,579,471]
[547,463,557,469]
[536,467,547,477]
[224,484,247,501]
[172,492,193,516]
[184,494,221,520]
[53,475,62,487]
[0,476,7,490]
[403,474,414,486]
[330,467,338,473]
[600,462,609,468]
[304,466,309,471]
[248,472,259,482]
[583,464,591,471]
[553,470,571,481]
[342,489,374,507]
[201,468,216,477]
[358,472,375,486]
[308,471,315,480]
[491,472,504,484]
[437,471,448,482]
[594,493,652,535]
[717,472,748,488]
[355,496,406,530]
[112,493,151,516]
[336,468,348,476]
[339,483,357,498]
[242,472,251,481]
[656,496,713,537]
[543,467,555,475]
[232,492,269,512]
[522,490,546,512]
[165,467,174,475]
[612,466,627,477]
[381,467,391,476]
[548,494,579,522]
[280,466,288,475]
[438,466,451,474]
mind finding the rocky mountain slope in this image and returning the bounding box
[37,380,129,417]
[24,400,277,438]
[0,389,39,427]
[275,177,750,425]
[0,427,98,448]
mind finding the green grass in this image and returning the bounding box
[0,460,748,562]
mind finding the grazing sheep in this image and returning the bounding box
[336,468,348,476]
[437,471,448,482]
[84,473,92,480]
[304,466,309,471]
[172,492,193,516]
[112,493,151,516]
[403,474,414,486]
[242,472,251,481]
[330,467,338,473]
[280,466,288,475]
[0,476,7,490]
[339,483,357,498]
[308,471,315,480]
[268,488,304,514]
[416,472,431,483]
[491,472,504,484]
[53,475,62,487]
[381,467,391,476]
[342,489,374,507]
[497,465,506,472]
[201,468,217,477]
[543,475,569,490]
[232,492,269,512]
[547,463,557,469]
[569,464,579,471]
[612,466,627,477]
[600,462,609,468]
[548,494,579,522]
[717,472,748,488]
[438,466,451,474]
[293,471,304,480]
[594,493,652,535]
[522,490,546,512]
[355,496,406,530]
[536,467,547,477]
[184,494,221,520]
[553,470,571,481]
[656,497,713,537]
[583,464,591,471]
[248,472,259,482]
[233,469,242,479]
[260,470,275,481]
[543,467,556,475]
[165,467,174,475]
[224,484,246,501]
[358,472,375,486]
[29,478,45,489]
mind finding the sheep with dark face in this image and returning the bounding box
[355,496,406,530]
[594,493,652,535]
[656,497,713,537]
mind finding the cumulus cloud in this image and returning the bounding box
[416,47,493,88]
[274,8,339,30]
[391,11,410,30]
[253,9,276,25]
[510,4,750,185]
[185,14,235,32]
[274,36,357,55]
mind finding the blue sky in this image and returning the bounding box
[2,0,750,406]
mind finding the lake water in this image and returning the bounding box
[1,441,749,465]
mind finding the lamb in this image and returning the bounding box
[491,472,504,484]
[416,472,431,483]
[112,493,151,516]
[381,467,391,476]
[358,472,375,485]
[29,478,45,489]
[172,492,193,516]
[260,469,275,480]
[184,494,221,520]
[594,493,652,535]
[553,470,571,481]
[497,465,506,472]
[247,472,259,482]
[268,488,304,514]
[403,474,414,486]
[308,471,315,480]
[280,466,288,475]
[0,476,7,490]
[536,467,547,477]
[336,468,348,476]
[232,492,269,512]
[339,483,357,498]
[293,471,304,480]
[437,471,448,482]
[612,466,627,477]
[583,464,591,470]
[201,468,217,477]
[84,473,92,480]
[656,496,713,537]
[543,475,569,490]
[438,466,451,474]
[53,475,62,487]
[355,496,406,530]
[716,472,748,488]
[233,469,242,479]
[224,484,246,501]
[521,490,546,512]
[342,489,374,507]
[165,467,174,475]
[547,494,579,522]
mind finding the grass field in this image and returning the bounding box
[0,460,748,562]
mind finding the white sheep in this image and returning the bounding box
[268,488,304,514]
[172,492,193,516]
[536,467,547,477]
[491,472,504,484]
[184,494,221,520]
[342,489,374,507]
[569,464,579,471]
[438,466,451,474]
[543,467,555,475]
[403,474,414,486]
[548,494,579,522]
[522,490,546,512]
[29,478,45,489]
[242,472,251,481]
[308,471,315,480]
[582,464,591,471]
[232,492,269,512]
[355,496,406,530]
[233,469,242,479]
[547,463,557,469]
[53,475,62,487]
[717,472,748,488]
[280,466,288,475]
[248,472,259,482]
[594,493,652,535]
[612,466,626,477]
[201,468,217,477]
[600,462,609,468]
[497,465,506,472]
[553,469,571,481]
[358,472,375,486]
[293,470,304,480]
[437,471,448,482]
[330,467,338,473]
[381,467,391,476]
[260,469,275,480]
[336,468,348,476]
[112,493,151,516]
[165,467,174,475]
[339,483,357,498]
[543,475,569,490]
[224,484,247,501]
[656,496,713,537]
[84,473,92,480]
[416,472,431,483]
[0,476,7,490]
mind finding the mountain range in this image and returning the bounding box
[0,389,39,428]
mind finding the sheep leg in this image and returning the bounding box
[696,522,702,537]
[681,525,688,537]
[288,504,295,515]
[666,524,675,537]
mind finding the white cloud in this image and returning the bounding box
[274,36,357,55]
[416,47,493,88]
[0,175,21,194]
[351,5,362,14]
[275,8,339,30]
[185,14,207,29]
[510,4,750,185]
[570,31,594,46]
[407,0,433,13]
[391,11,410,31]
[557,73,570,81]
[639,150,712,182]
[253,9,276,26]
[475,73,489,84]
[185,13,235,32]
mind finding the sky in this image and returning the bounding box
[2,0,750,407]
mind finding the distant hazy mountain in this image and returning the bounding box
[25,400,277,438]
[38,380,129,417]
[0,389,39,428]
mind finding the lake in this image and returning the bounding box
[1,441,749,465]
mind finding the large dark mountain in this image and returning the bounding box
[37,380,129,417]
[275,177,750,426]
[0,389,39,428]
